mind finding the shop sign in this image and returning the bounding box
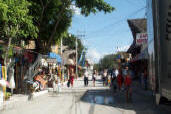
[46,58,57,63]
[136,33,148,45]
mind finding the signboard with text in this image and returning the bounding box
[136,33,148,45]
[46,58,57,63]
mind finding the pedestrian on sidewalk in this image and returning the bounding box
[111,68,117,91]
[117,69,124,91]
[70,69,75,88]
[67,76,71,88]
[92,70,97,87]
[84,69,89,87]
[124,72,132,103]
[49,69,58,93]
[103,69,107,86]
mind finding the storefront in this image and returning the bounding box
[43,53,62,86]
[0,44,8,109]
[127,19,148,80]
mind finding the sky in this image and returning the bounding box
[69,0,146,63]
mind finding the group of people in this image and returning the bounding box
[67,68,98,88]
[102,67,132,102]
[84,69,98,87]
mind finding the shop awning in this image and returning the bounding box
[48,52,62,63]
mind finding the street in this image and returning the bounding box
[1,76,170,114]
[1,1,171,114]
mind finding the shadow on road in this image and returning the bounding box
[80,88,170,114]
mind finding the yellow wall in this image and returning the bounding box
[51,45,59,54]
[24,40,36,49]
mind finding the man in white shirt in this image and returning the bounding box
[115,69,119,77]
[84,70,89,86]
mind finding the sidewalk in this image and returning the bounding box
[48,76,107,93]
[1,90,48,111]
[132,80,154,98]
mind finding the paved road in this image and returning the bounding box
[1,76,170,114]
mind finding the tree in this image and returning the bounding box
[95,52,130,71]
[95,53,120,71]
[75,0,114,16]
[28,0,72,53]
[28,0,114,53]
[0,0,38,65]
[63,34,85,59]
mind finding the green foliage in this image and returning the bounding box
[95,53,120,71]
[27,0,114,52]
[95,52,130,71]
[75,0,115,16]
[0,0,38,40]
[63,33,85,59]
[99,54,116,70]
[5,92,11,100]
[28,0,72,45]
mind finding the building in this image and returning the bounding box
[127,18,148,78]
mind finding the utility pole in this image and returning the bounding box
[76,37,78,79]
[61,38,64,83]
[76,31,85,79]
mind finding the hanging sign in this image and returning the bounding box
[46,58,57,63]
[136,33,148,45]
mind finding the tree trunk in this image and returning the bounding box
[46,7,65,48]
[47,0,70,48]
[4,37,12,66]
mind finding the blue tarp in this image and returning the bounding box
[48,52,62,63]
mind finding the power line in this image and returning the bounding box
[86,6,146,36]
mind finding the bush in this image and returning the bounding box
[5,92,11,100]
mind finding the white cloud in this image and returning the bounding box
[86,48,102,63]
[85,45,131,63]
[70,5,81,15]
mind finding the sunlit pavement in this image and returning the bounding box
[1,76,170,114]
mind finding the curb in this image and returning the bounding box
[33,90,48,97]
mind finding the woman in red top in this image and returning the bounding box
[124,72,132,102]
[117,70,123,91]
[70,69,75,87]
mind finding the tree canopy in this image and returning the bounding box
[27,0,114,53]
[94,52,130,71]
[0,0,115,54]
[75,0,115,16]
[63,33,85,59]
[0,0,38,43]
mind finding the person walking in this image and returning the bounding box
[70,69,75,88]
[84,69,89,87]
[103,70,107,86]
[117,69,124,91]
[92,70,97,87]
[124,72,132,102]
[111,68,117,91]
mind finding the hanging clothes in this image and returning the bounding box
[8,67,15,89]
[1,66,7,100]
[2,66,7,80]
[0,64,2,79]
[0,86,3,110]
